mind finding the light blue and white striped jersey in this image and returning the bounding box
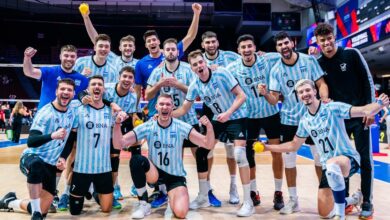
[228,55,279,118]
[186,67,247,121]
[134,118,193,176]
[74,55,118,85]
[73,104,113,174]
[203,50,240,67]
[147,62,198,125]
[296,102,360,168]
[104,83,137,114]
[108,52,139,74]
[269,53,324,125]
[262,52,281,69]
[23,102,77,166]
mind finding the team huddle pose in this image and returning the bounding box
[0,3,384,220]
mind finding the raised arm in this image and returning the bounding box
[265,135,306,153]
[80,6,99,45]
[172,99,193,118]
[23,47,42,80]
[189,116,215,149]
[181,3,202,51]
[258,84,280,105]
[112,112,137,149]
[350,93,389,118]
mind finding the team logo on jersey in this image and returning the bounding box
[238,132,244,138]
[299,66,307,73]
[286,80,295,88]
[86,121,94,129]
[212,82,218,89]
[283,72,288,77]
[245,78,253,85]
[170,132,177,138]
[323,71,328,76]
[340,63,347,72]
[104,113,110,119]
[320,112,327,121]
[148,64,153,69]
[311,130,318,137]
[153,132,158,137]
[84,113,89,118]
[204,96,211,102]
[75,80,81,86]
[55,118,60,123]
[154,141,162,149]
[57,76,61,81]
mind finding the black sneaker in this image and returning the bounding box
[273,191,284,210]
[0,192,17,211]
[85,192,92,200]
[148,190,160,203]
[359,202,373,219]
[31,211,43,220]
[250,191,261,206]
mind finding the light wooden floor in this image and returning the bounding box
[0,136,389,219]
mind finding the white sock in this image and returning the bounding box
[55,176,60,189]
[207,180,211,191]
[63,184,70,195]
[8,199,22,212]
[274,178,283,192]
[243,184,251,204]
[115,178,119,188]
[199,179,208,196]
[335,203,345,217]
[136,187,146,197]
[250,179,257,192]
[30,198,41,214]
[230,175,236,186]
[288,187,297,199]
[159,184,167,195]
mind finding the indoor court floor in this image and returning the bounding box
[0,134,389,220]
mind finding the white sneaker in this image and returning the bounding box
[229,183,240,204]
[237,201,255,217]
[189,194,210,210]
[279,197,300,214]
[132,201,151,219]
[349,190,363,207]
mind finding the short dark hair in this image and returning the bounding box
[201,31,217,41]
[89,75,104,84]
[60,45,77,53]
[237,34,255,45]
[119,66,135,76]
[187,49,203,63]
[314,23,334,37]
[94,34,111,44]
[120,35,136,45]
[163,38,178,48]
[56,78,75,90]
[273,31,292,43]
[143,30,159,42]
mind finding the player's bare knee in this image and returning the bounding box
[173,207,188,219]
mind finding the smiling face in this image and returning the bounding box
[60,51,77,71]
[297,83,317,106]
[202,36,219,56]
[88,78,105,102]
[55,82,75,107]
[276,37,294,60]
[145,35,161,55]
[316,33,336,56]
[189,54,209,79]
[119,70,134,91]
[156,96,174,122]
[238,39,256,63]
[119,40,135,59]
[94,40,111,60]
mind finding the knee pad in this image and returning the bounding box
[130,145,141,155]
[130,155,150,189]
[234,147,249,168]
[246,140,256,168]
[325,163,345,191]
[207,149,214,159]
[110,156,120,172]
[195,147,210,173]
[69,195,84,215]
[282,152,297,168]
[224,142,235,159]
[309,145,322,167]
[27,159,45,184]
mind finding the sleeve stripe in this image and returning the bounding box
[230,83,239,91]
[295,134,309,139]
[187,127,195,140]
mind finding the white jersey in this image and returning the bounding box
[203,50,240,67]
[74,55,118,85]
[263,52,281,69]
[73,104,113,174]
[147,62,198,125]
[104,84,137,114]
[269,53,324,125]
[228,55,279,118]
[133,118,193,176]
[186,67,247,121]
[23,102,77,166]
[296,102,361,168]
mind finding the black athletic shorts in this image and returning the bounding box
[183,124,205,148]
[280,124,314,145]
[20,153,57,196]
[319,157,360,189]
[213,118,247,141]
[201,103,214,121]
[156,167,187,192]
[70,172,113,196]
[247,113,281,140]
